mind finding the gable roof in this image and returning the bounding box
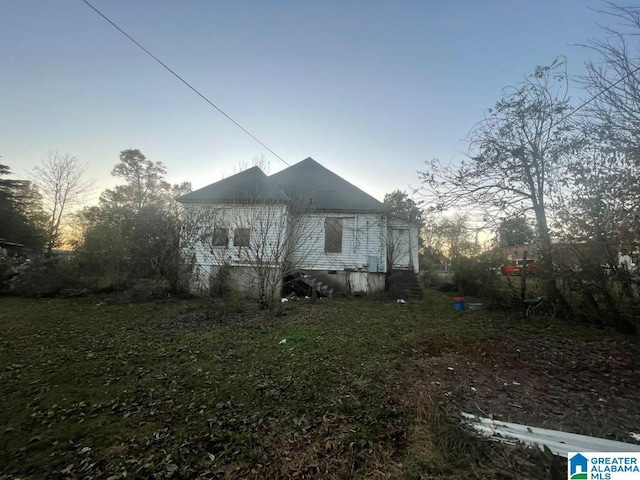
[269,158,386,213]
[179,166,289,204]
[179,158,386,213]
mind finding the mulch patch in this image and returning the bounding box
[401,335,640,443]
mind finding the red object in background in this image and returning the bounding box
[506,259,539,276]
[514,259,538,275]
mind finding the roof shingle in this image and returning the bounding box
[179,158,386,213]
[269,158,385,213]
[179,166,289,203]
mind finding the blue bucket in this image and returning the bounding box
[453,296,464,311]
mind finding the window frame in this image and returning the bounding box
[233,227,251,247]
[324,217,343,253]
[212,226,229,247]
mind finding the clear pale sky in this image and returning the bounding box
[2,0,609,203]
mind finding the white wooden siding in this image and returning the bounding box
[183,202,288,269]
[388,217,420,273]
[290,213,388,272]
[182,203,405,278]
[390,229,411,268]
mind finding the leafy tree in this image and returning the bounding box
[127,204,185,290]
[383,190,423,224]
[100,149,171,213]
[419,59,579,302]
[0,164,46,248]
[128,181,193,290]
[74,205,131,287]
[382,190,423,289]
[495,216,534,247]
[32,152,93,253]
[75,150,192,290]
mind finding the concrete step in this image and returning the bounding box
[390,270,423,298]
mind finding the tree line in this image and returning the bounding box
[0,150,192,295]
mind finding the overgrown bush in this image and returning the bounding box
[419,270,456,292]
[210,263,232,298]
[0,256,24,294]
[452,257,515,308]
[7,256,80,297]
[559,265,638,334]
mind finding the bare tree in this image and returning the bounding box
[233,154,272,175]
[580,3,640,159]
[419,59,580,302]
[575,3,640,250]
[547,3,640,332]
[32,152,93,253]
[421,213,479,264]
[182,199,321,308]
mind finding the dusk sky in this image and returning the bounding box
[2,1,611,204]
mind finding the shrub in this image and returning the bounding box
[452,257,515,308]
[0,256,24,294]
[210,263,232,298]
[420,270,455,291]
[7,256,80,297]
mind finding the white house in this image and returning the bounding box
[178,157,419,297]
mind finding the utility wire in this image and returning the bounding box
[83,0,639,164]
[558,64,640,124]
[81,0,290,167]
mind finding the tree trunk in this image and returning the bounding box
[533,205,571,314]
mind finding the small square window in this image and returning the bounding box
[234,228,251,247]
[212,227,229,247]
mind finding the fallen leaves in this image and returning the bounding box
[1,294,638,479]
[400,336,640,442]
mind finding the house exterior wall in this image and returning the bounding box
[182,204,419,296]
[387,217,420,273]
[289,212,388,274]
[182,202,288,295]
[499,244,537,262]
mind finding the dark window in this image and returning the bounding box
[234,228,251,247]
[212,227,229,247]
[324,217,342,253]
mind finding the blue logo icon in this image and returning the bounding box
[569,453,588,479]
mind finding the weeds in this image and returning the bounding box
[0,292,636,478]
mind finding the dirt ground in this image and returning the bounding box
[401,319,640,445]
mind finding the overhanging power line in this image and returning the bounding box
[81,0,290,167]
